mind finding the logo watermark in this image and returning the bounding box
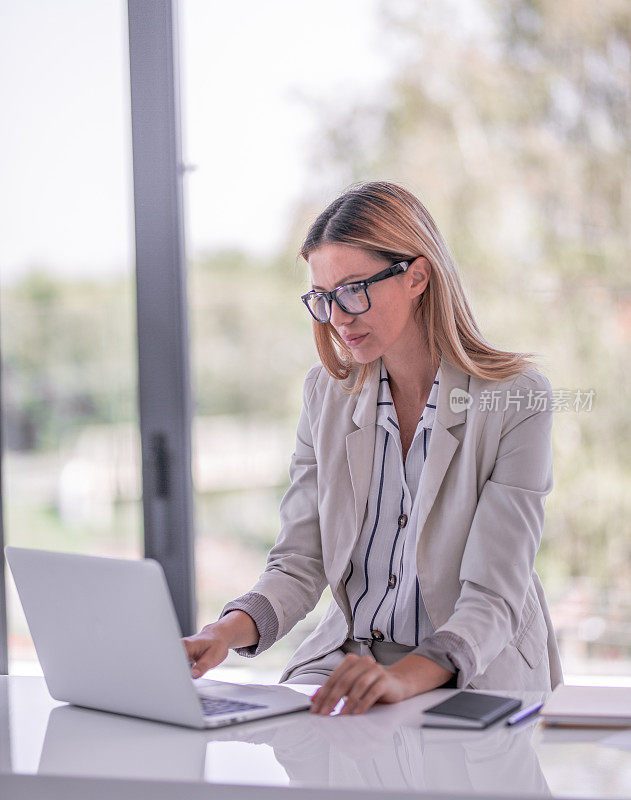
[449,387,596,414]
[449,387,474,411]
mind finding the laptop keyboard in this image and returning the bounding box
[199,695,268,717]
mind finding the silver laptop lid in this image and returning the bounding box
[5,546,206,728]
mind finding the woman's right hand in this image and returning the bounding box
[182,610,260,678]
[182,623,231,678]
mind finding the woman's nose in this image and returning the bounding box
[329,299,354,327]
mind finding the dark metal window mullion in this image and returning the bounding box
[127,0,196,636]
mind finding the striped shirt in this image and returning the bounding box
[343,358,440,646]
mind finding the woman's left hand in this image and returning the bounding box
[309,653,412,716]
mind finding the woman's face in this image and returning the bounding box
[307,244,429,365]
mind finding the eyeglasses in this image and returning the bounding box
[301,260,410,323]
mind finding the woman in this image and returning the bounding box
[183,181,563,716]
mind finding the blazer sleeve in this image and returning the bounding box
[218,363,328,656]
[414,370,554,687]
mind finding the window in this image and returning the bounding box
[0,1,141,673]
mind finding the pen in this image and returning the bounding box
[506,701,544,726]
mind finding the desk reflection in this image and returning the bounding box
[206,689,550,795]
[39,705,209,782]
[38,688,550,795]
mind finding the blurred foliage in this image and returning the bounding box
[2,271,137,450]
[189,247,317,418]
[2,250,317,450]
[283,0,631,618]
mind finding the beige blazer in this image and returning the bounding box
[247,355,563,690]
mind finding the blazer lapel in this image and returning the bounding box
[345,364,379,551]
[414,356,470,538]
[327,364,379,600]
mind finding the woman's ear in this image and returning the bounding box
[408,256,431,298]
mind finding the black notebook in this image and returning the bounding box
[422,691,522,729]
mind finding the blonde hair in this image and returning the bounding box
[299,181,542,394]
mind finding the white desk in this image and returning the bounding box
[2,676,631,798]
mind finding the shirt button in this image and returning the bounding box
[388,574,397,588]
[371,629,385,642]
[398,513,408,528]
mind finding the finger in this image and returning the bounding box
[191,653,218,677]
[181,636,208,661]
[310,654,361,713]
[338,664,383,713]
[339,667,384,714]
[182,637,196,657]
[190,660,210,678]
[312,655,373,715]
[190,643,226,678]
[342,677,384,715]
[351,675,388,715]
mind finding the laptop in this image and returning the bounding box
[4,546,312,729]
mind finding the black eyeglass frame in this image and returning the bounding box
[301,260,410,323]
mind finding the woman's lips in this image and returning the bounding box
[343,333,368,346]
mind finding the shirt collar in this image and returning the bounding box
[377,360,441,433]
